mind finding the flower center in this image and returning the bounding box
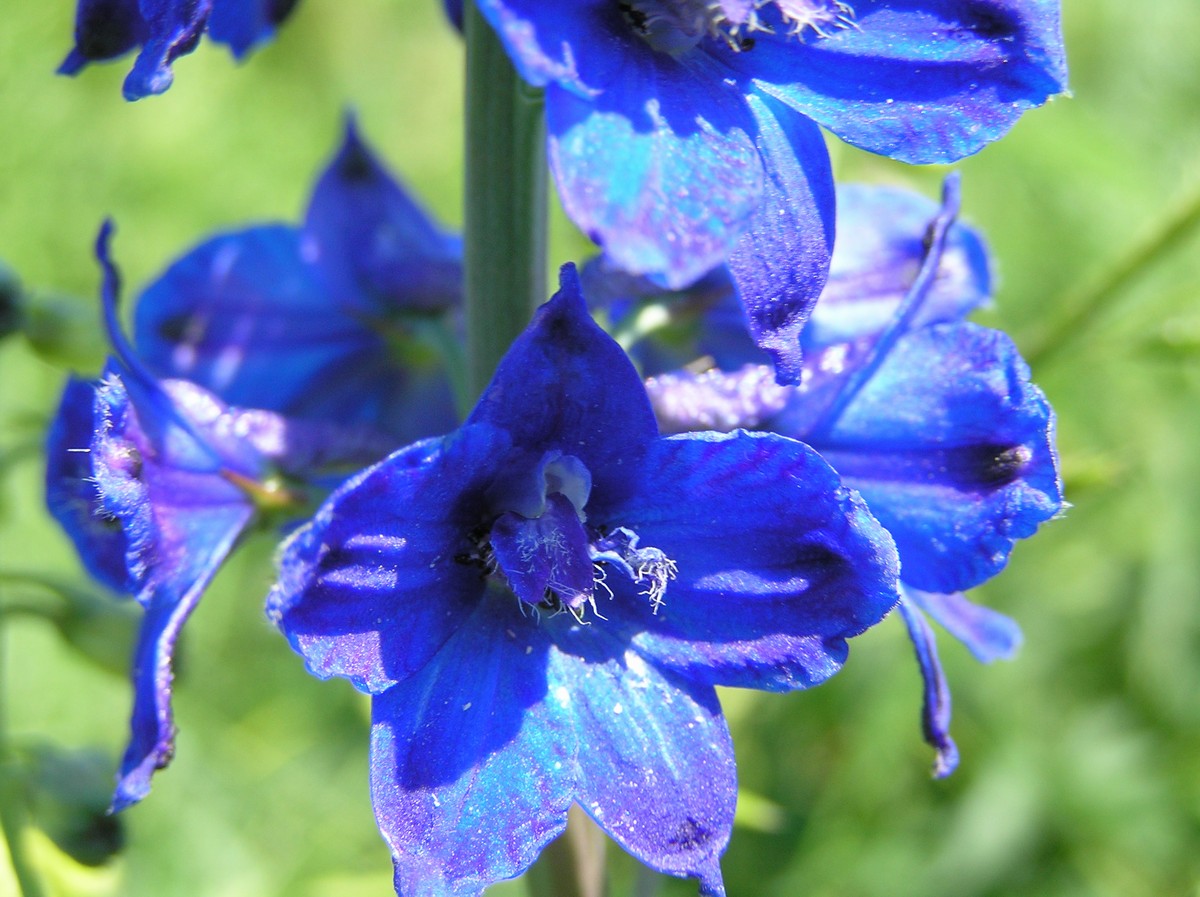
[619,0,856,54]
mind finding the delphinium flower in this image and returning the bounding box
[45,212,446,809]
[133,117,461,443]
[610,176,1062,774]
[59,0,302,100]
[468,0,1068,378]
[267,265,901,895]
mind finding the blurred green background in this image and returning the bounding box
[2,2,1199,895]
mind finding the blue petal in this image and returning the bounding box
[208,0,299,59]
[795,323,1062,593]
[58,0,148,75]
[133,225,457,443]
[491,493,595,610]
[546,57,763,288]
[646,364,790,434]
[726,91,834,383]
[91,373,258,809]
[549,630,733,895]
[45,377,130,592]
[467,265,658,509]
[442,0,463,32]
[303,117,462,316]
[739,0,1068,163]
[599,430,899,690]
[905,587,1022,663]
[804,183,992,349]
[896,595,958,778]
[267,425,511,695]
[370,599,575,897]
[122,0,214,100]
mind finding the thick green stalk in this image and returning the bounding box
[464,1,548,401]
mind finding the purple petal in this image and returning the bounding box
[804,182,992,349]
[45,377,130,592]
[208,0,299,59]
[646,364,791,434]
[726,91,834,383]
[467,265,658,508]
[896,595,958,778]
[303,118,462,316]
[370,599,575,897]
[905,587,1022,663]
[491,494,595,610]
[600,430,899,690]
[58,0,148,75]
[123,0,214,100]
[546,61,763,289]
[739,0,1068,163]
[795,323,1061,593]
[267,425,510,694]
[549,631,733,895]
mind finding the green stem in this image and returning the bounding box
[1024,183,1200,368]
[463,0,548,402]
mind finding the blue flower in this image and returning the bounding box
[267,265,900,895]
[59,0,301,100]
[46,223,398,809]
[627,177,1062,774]
[133,117,461,444]
[473,0,1067,378]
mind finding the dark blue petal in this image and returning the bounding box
[442,0,463,32]
[123,0,214,100]
[370,599,575,897]
[549,631,732,895]
[45,377,130,592]
[468,265,658,508]
[726,91,834,383]
[795,323,1061,593]
[905,587,1021,663]
[303,118,462,316]
[267,425,511,695]
[804,183,991,349]
[546,58,763,288]
[740,0,1068,163]
[599,430,899,690]
[133,225,456,443]
[208,0,299,59]
[58,0,148,75]
[491,493,595,610]
[897,595,958,778]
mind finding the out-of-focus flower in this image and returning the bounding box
[134,117,461,444]
[267,265,900,895]
[59,0,302,100]
[472,0,1067,378]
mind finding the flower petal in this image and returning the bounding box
[726,91,834,383]
[58,0,148,75]
[905,587,1022,663]
[468,265,658,508]
[122,0,214,100]
[600,430,899,690]
[303,117,462,316]
[741,0,1068,163]
[370,599,575,897]
[548,631,734,896]
[45,377,130,592]
[800,323,1062,593]
[208,0,299,60]
[546,56,763,289]
[267,425,509,694]
[804,183,992,349]
[896,595,958,778]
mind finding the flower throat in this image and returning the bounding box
[620,0,857,55]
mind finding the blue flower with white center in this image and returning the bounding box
[46,223,398,810]
[266,264,900,896]
[133,117,461,444]
[623,176,1062,775]
[472,0,1067,379]
[59,0,301,100]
